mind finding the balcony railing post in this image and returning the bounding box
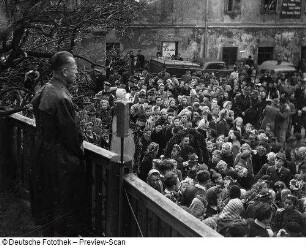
[106,154,132,237]
[0,118,15,192]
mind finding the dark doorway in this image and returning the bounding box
[258,47,274,65]
[301,46,306,60]
[222,47,238,65]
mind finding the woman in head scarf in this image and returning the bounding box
[146,169,163,193]
[217,198,245,235]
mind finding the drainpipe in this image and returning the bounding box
[203,0,209,61]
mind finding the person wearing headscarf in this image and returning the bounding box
[146,169,163,193]
[217,198,244,235]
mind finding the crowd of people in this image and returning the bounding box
[73,53,306,237]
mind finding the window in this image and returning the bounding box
[222,47,238,65]
[262,0,277,13]
[225,0,241,13]
[258,47,274,65]
[206,64,219,69]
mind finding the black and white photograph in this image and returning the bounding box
[0,0,306,241]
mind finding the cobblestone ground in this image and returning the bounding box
[0,191,40,237]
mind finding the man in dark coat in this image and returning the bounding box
[30,51,85,236]
[266,152,291,187]
[233,86,251,118]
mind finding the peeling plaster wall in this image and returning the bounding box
[81,0,306,65]
[114,28,201,60]
[207,29,303,65]
[107,27,304,66]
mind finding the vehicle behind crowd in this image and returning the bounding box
[148,57,233,79]
[149,58,202,78]
[202,60,233,78]
[258,60,297,78]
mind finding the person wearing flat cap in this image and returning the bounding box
[101,81,115,106]
[266,152,291,187]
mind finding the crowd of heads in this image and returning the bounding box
[74,55,306,237]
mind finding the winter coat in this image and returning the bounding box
[139,153,155,181]
[234,94,251,117]
[260,105,279,132]
[30,78,85,234]
[275,104,290,144]
[151,129,166,156]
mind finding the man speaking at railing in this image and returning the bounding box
[30,51,85,237]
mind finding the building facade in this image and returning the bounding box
[104,0,306,66]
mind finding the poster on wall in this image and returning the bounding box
[280,0,301,19]
[162,42,177,58]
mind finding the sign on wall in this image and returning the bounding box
[280,0,301,19]
[162,42,177,58]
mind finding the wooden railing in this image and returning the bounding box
[0,113,221,237]
[123,174,220,237]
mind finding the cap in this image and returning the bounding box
[147,89,156,95]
